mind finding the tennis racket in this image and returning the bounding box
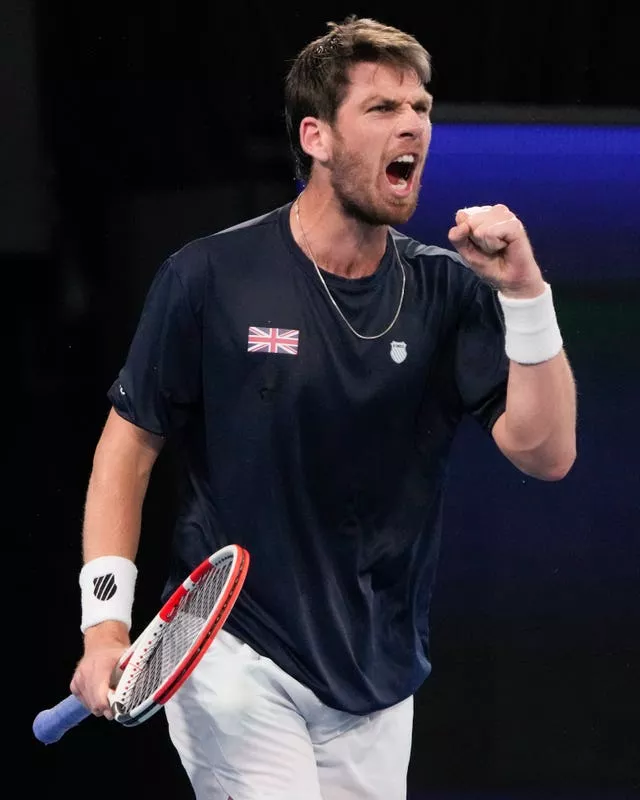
[33,543,250,744]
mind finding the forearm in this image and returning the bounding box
[495,349,576,479]
[80,411,163,635]
[82,409,163,562]
[80,454,148,637]
[82,449,152,562]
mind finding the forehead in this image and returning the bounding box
[342,61,430,105]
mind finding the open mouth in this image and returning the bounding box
[385,154,417,192]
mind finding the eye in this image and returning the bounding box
[370,103,393,113]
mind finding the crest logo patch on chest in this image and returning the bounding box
[390,341,407,364]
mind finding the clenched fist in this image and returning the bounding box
[448,204,547,299]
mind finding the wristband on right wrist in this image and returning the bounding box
[497,282,564,365]
[79,555,137,634]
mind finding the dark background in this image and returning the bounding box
[13,1,639,797]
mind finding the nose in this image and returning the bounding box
[397,105,429,139]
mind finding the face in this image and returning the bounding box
[326,61,433,226]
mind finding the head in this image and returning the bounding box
[285,16,433,226]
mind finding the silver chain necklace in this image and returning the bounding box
[294,199,405,341]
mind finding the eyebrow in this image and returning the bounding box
[363,92,433,109]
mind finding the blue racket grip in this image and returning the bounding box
[33,695,91,744]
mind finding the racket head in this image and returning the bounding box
[110,543,249,726]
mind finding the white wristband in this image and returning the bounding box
[497,282,563,364]
[80,556,137,633]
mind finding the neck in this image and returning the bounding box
[291,188,389,279]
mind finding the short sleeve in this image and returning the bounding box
[455,279,508,432]
[107,257,202,435]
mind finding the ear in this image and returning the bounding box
[299,116,332,165]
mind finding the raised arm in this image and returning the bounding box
[448,204,577,481]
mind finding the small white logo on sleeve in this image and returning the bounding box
[390,341,407,364]
[119,384,126,396]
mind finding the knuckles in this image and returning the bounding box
[457,203,520,229]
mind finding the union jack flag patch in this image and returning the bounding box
[247,326,300,355]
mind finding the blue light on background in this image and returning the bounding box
[401,123,640,283]
[396,126,640,631]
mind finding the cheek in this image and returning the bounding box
[335,142,373,176]
[350,122,383,152]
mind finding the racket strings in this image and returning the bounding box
[117,553,235,712]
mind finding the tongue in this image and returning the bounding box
[386,165,403,185]
[386,169,408,190]
[386,162,412,187]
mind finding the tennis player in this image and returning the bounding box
[69,16,577,799]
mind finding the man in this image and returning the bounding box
[69,16,576,800]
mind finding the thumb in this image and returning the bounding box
[448,221,470,246]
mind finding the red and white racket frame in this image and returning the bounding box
[109,543,250,726]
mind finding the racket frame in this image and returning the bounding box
[109,543,249,727]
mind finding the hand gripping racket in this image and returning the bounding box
[33,543,250,744]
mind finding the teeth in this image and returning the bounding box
[394,179,408,189]
[395,154,415,163]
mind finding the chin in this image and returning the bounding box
[384,198,418,226]
[339,188,419,227]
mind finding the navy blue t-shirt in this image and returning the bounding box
[108,201,508,714]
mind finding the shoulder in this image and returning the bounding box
[391,228,487,302]
[175,204,284,264]
[392,228,465,272]
[154,204,287,303]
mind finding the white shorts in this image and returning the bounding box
[164,629,414,799]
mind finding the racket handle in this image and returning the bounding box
[33,695,91,744]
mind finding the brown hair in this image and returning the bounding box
[284,16,432,182]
